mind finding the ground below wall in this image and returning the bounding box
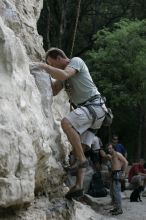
[0,190,146,220]
[0,196,73,220]
[81,191,146,220]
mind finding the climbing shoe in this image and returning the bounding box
[109,207,117,213]
[64,160,88,172]
[65,188,84,200]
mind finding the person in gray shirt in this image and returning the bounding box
[38,47,107,199]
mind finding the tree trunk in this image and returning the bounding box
[58,0,67,48]
[137,114,143,160]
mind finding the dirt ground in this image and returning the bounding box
[81,190,146,220]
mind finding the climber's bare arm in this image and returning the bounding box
[38,63,76,80]
[51,78,64,96]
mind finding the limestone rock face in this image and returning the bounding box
[0,0,44,61]
[0,0,69,208]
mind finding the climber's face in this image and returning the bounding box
[46,56,65,69]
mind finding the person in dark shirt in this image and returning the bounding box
[112,135,127,197]
[81,131,105,170]
[112,135,127,158]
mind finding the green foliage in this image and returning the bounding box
[86,19,146,158]
[37,0,146,55]
[87,19,146,107]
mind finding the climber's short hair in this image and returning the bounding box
[45,48,67,62]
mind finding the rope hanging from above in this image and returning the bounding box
[70,0,82,58]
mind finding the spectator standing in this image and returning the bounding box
[107,143,128,216]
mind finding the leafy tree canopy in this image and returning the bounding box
[86,19,146,108]
[86,19,146,159]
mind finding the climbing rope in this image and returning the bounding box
[70,0,82,58]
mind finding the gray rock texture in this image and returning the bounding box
[0,0,69,209]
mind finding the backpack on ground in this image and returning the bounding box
[87,171,108,197]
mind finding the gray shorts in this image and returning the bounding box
[65,105,105,134]
[81,130,102,150]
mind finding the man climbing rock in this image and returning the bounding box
[37,47,107,199]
